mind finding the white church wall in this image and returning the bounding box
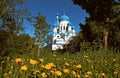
[53,28,57,33]
[68,26,72,31]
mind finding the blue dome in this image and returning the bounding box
[67,22,72,26]
[60,14,69,21]
[54,21,59,27]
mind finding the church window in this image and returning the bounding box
[57,29,59,33]
[57,36,59,38]
[66,26,68,31]
[54,40,56,44]
[64,26,65,30]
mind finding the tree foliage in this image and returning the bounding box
[33,13,50,48]
[72,0,114,22]
[0,0,28,34]
[62,0,120,53]
[0,0,34,59]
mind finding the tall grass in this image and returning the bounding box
[0,49,120,78]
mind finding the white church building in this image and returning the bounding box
[52,13,76,50]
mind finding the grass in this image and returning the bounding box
[0,49,120,78]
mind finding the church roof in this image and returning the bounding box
[60,14,69,21]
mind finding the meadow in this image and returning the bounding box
[0,49,120,78]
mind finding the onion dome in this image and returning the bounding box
[54,21,59,27]
[60,14,69,21]
[67,22,72,26]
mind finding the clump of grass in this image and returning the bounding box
[0,49,120,78]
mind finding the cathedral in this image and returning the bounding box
[52,13,76,50]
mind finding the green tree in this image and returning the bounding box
[108,4,120,50]
[15,34,35,54]
[44,33,53,50]
[0,0,29,57]
[0,0,28,33]
[33,13,50,51]
[62,0,120,53]
[0,30,9,56]
[72,0,120,49]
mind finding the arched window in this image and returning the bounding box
[54,40,56,44]
[64,26,65,30]
[66,26,68,31]
[57,36,59,38]
[57,29,59,33]
[61,26,62,30]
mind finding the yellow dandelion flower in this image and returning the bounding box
[114,63,119,67]
[50,70,55,74]
[85,74,89,78]
[44,63,56,70]
[39,58,44,62]
[91,65,94,69]
[76,64,82,69]
[8,71,12,74]
[4,73,8,77]
[48,63,56,67]
[86,71,92,75]
[114,71,119,75]
[30,59,38,65]
[53,54,56,57]
[113,58,116,61]
[71,70,76,75]
[55,70,62,76]
[76,74,80,78]
[21,65,27,71]
[44,64,52,70]
[41,72,47,78]
[63,69,69,73]
[114,71,117,74]
[86,59,91,63]
[35,70,40,74]
[41,65,45,68]
[15,58,23,63]
[101,73,106,77]
[65,62,69,66]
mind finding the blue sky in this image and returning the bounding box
[23,0,89,36]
